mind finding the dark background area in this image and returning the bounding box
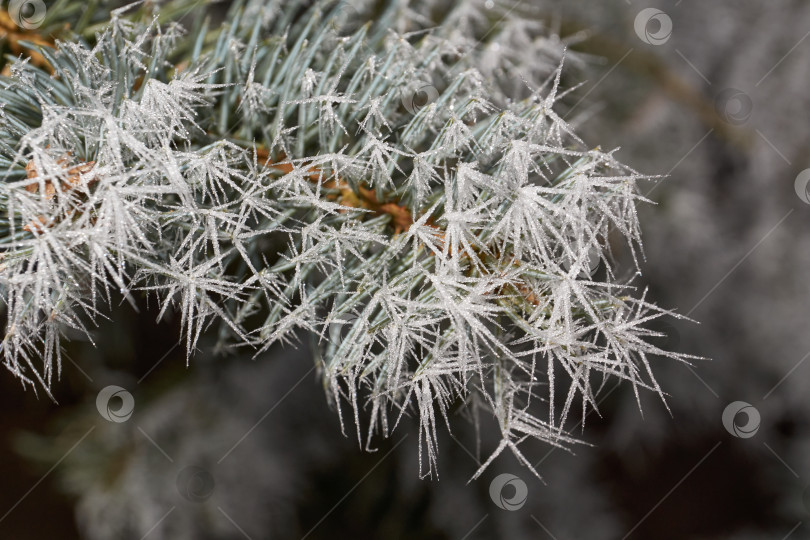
[1,1,809,538]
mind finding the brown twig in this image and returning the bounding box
[23,154,97,233]
[256,147,415,234]
[0,11,59,73]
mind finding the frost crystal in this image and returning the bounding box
[0,1,691,478]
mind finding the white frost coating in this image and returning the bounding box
[0,1,693,479]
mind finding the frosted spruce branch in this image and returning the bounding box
[0,0,693,478]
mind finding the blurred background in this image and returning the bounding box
[1,0,809,538]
